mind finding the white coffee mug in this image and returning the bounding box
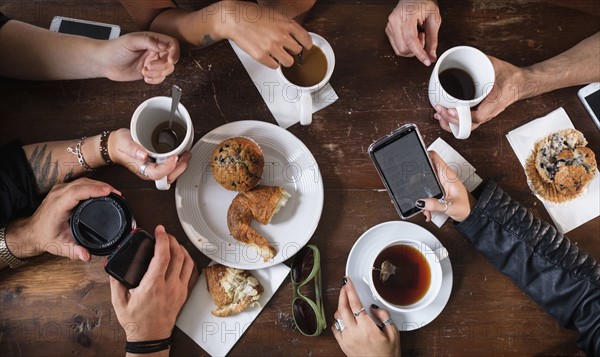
[428,46,495,139]
[277,32,335,125]
[363,239,448,313]
[130,96,194,190]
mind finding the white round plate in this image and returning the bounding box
[175,121,324,269]
[345,221,453,331]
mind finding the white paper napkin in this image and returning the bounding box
[506,107,600,233]
[230,40,339,129]
[427,138,483,227]
[176,263,291,356]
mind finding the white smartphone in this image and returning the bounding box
[578,82,600,130]
[49,16,120,40]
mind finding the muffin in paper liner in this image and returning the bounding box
[524,132,597,204]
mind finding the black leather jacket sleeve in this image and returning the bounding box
[456,181,600,356]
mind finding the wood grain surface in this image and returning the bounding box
[0,0,598,356]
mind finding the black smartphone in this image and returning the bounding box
[104,229,155,289]
[368,123,445,219]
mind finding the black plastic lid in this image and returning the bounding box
[70,193,135,256]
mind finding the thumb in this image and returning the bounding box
[117,137,148,163]
[370,305,397,338]
[109,276,129,309]
[417,197,448,214]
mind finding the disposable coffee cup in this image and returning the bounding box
[70,193,136,256]
[428,46,495,139]
[276,32,335,126]
[363,239,448,312]
[130,96,194,190]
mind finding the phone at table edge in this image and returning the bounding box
[49,16,120,40]
[104,229,155,290]
[577,82,600,130]
[368,123,445,219]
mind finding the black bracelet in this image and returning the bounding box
[100,130,113,165]
[125,337,171,354]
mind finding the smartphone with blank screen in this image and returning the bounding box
[49,16,120,40]
[368,123,445,219]
[578,82,600,130]
[104,229,155,289]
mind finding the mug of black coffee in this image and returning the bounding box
[428,46,495,139]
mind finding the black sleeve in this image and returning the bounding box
[456,181,600,356]
[0,11,11,29]
[0,140,41,226]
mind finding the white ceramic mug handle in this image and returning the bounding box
[154,157,171,190]
[299,91,313,125]
[449,105,472,139]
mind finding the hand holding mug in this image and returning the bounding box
[130,97,194,190]
[108,128,190,185]
[428,46,495,139]
[434,56,526,133]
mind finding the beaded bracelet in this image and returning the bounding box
[100,130,113,165]
[67,137,94,172]
[125,337,171,354]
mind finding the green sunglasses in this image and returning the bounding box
[290,245,326,336]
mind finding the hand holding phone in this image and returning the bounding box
[369,124,445,219]
[105,229,155,289]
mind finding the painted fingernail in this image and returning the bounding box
[342,277,347,286]
[371,304,379,309]
[415,200,425,209]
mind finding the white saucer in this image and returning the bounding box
[345,221,453,331]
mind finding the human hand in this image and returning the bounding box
[386,0,441,66]
[433,56,528,132]
[221,3,312,69]
[332,277,400,357]
[110,225,198,342]
[107,129,191,185]
[98,32,180,84]
[5,178,120,261]
[416,151,474,222]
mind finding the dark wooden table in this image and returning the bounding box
[1,0,599,355]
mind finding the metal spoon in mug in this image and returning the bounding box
[158,85,182,151]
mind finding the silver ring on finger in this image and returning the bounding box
[438,198,452,213]
[334,318,346,332]
[353,307,365,317]
[140,162,150,177]
[382,317,394,326]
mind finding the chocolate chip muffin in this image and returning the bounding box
[211,137,264,191]
[526,129,597,203]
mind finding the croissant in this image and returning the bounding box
[227,186,291,262]
[205,264,264,317]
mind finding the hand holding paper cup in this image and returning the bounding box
[277,32,335,126]
[130,96,194,190]
[428,46,495,139]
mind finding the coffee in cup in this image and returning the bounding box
[130,96,194,190]
[276,32,335,126]
[428,46,495,139]
[150,120,187,154]
[281,45,328,87]
[365,239,447,312]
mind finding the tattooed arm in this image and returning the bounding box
[22,129,191,195]
[121,0,316,69]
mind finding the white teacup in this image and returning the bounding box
[277,32,335,126]
[363,239,448,313]
[130,96,194,190]
[428,46,495,139]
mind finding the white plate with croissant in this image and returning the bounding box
[175,121,324,269]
